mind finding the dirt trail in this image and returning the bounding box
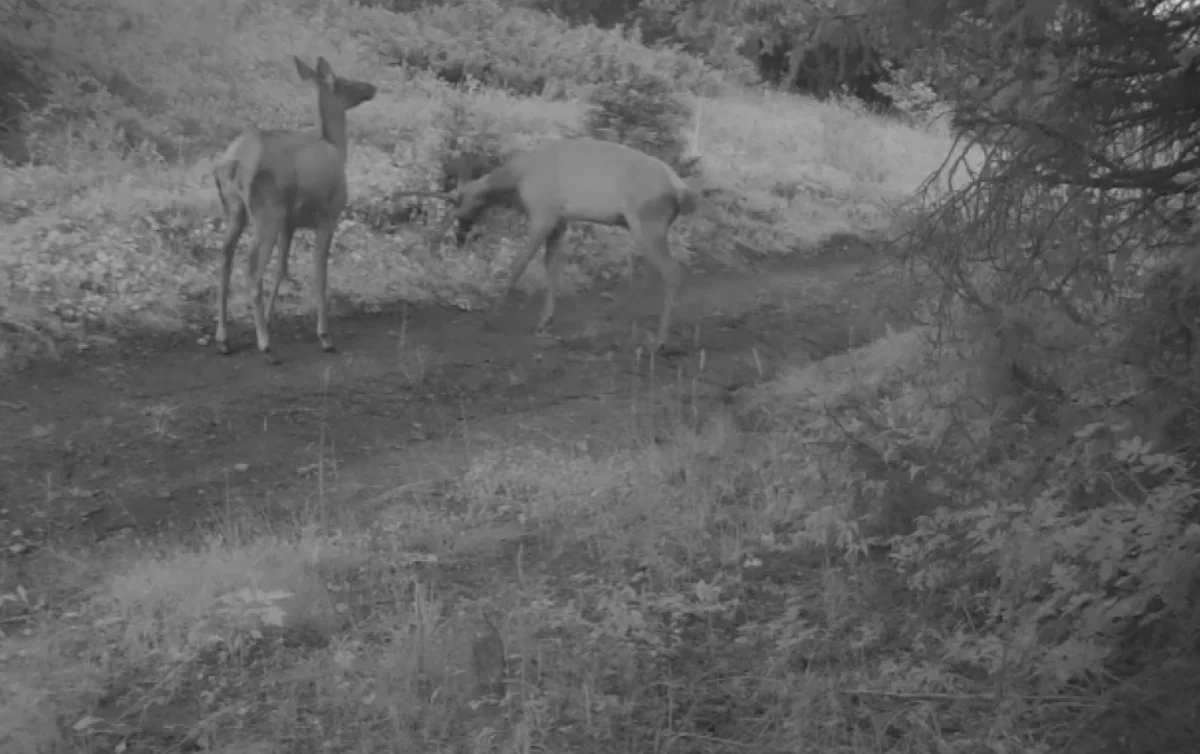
[0,239,903,552]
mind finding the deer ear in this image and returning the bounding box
[316,57,334,78]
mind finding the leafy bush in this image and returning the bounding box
[883,5,1200,731]
[630,0,759,82]
[430,89,508,195]
[428,88,510,242]
[351,0,726,97]
[0,35,47,165]
[580,67,698,177]
[750,310,1200,747]
[880,347,1200,690]
[873,66,946,126]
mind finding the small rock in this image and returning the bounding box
[233,463,250,472]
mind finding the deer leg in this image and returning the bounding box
[313,222,338,353]
[633,225,683,351]
[536,223,568,335]
[502,220,555,306]
[215,206,247,355]
[247,213,282,365]
[264,224,296,328]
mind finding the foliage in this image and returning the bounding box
[579,66,698,177]
[630,0,909,103]
[430,88,511,241]
[518,0,642,27]
[431,88,510,192]
[895,0,1200,459]
[0,0,52,165]
[872,63,944,124]
[357,0,728,97]
[745,313,1200,746]
[840,0,1200,742]
[631,0,759,80]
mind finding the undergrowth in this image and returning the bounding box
[7,315,1197,753]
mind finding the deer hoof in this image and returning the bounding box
[261,348,282,366]
[320,339,338,354]
[216,340,234,356]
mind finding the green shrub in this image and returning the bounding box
[353,0,725,98]
[873,65,946,126]
[431,90,507,193]
[580,67,698,177]
[0,34,47,165]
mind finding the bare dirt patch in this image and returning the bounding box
[0,238,907,557]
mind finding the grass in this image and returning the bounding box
[1,353,931,754]
[10,308,1114,753]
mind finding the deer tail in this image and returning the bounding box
[214,126,265,214]
[668,169,701,217]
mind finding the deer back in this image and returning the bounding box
[246,129,349,225]
[514,139,690,225]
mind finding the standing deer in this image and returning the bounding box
[212,56,376,363]
[451,138,700,351]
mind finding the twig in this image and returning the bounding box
[389,190,453,202]
[359,479,437,508]
[671,732,756,749]
[838,688,1097,706]
[689,96,704,158]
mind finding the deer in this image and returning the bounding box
[449,138,701,352]
[211,56,376,364]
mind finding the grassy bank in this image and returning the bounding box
[1,326,992,754]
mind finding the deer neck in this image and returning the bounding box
[316,90,350,161]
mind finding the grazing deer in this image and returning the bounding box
[451,138,700,351]
[212,56,376,363]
